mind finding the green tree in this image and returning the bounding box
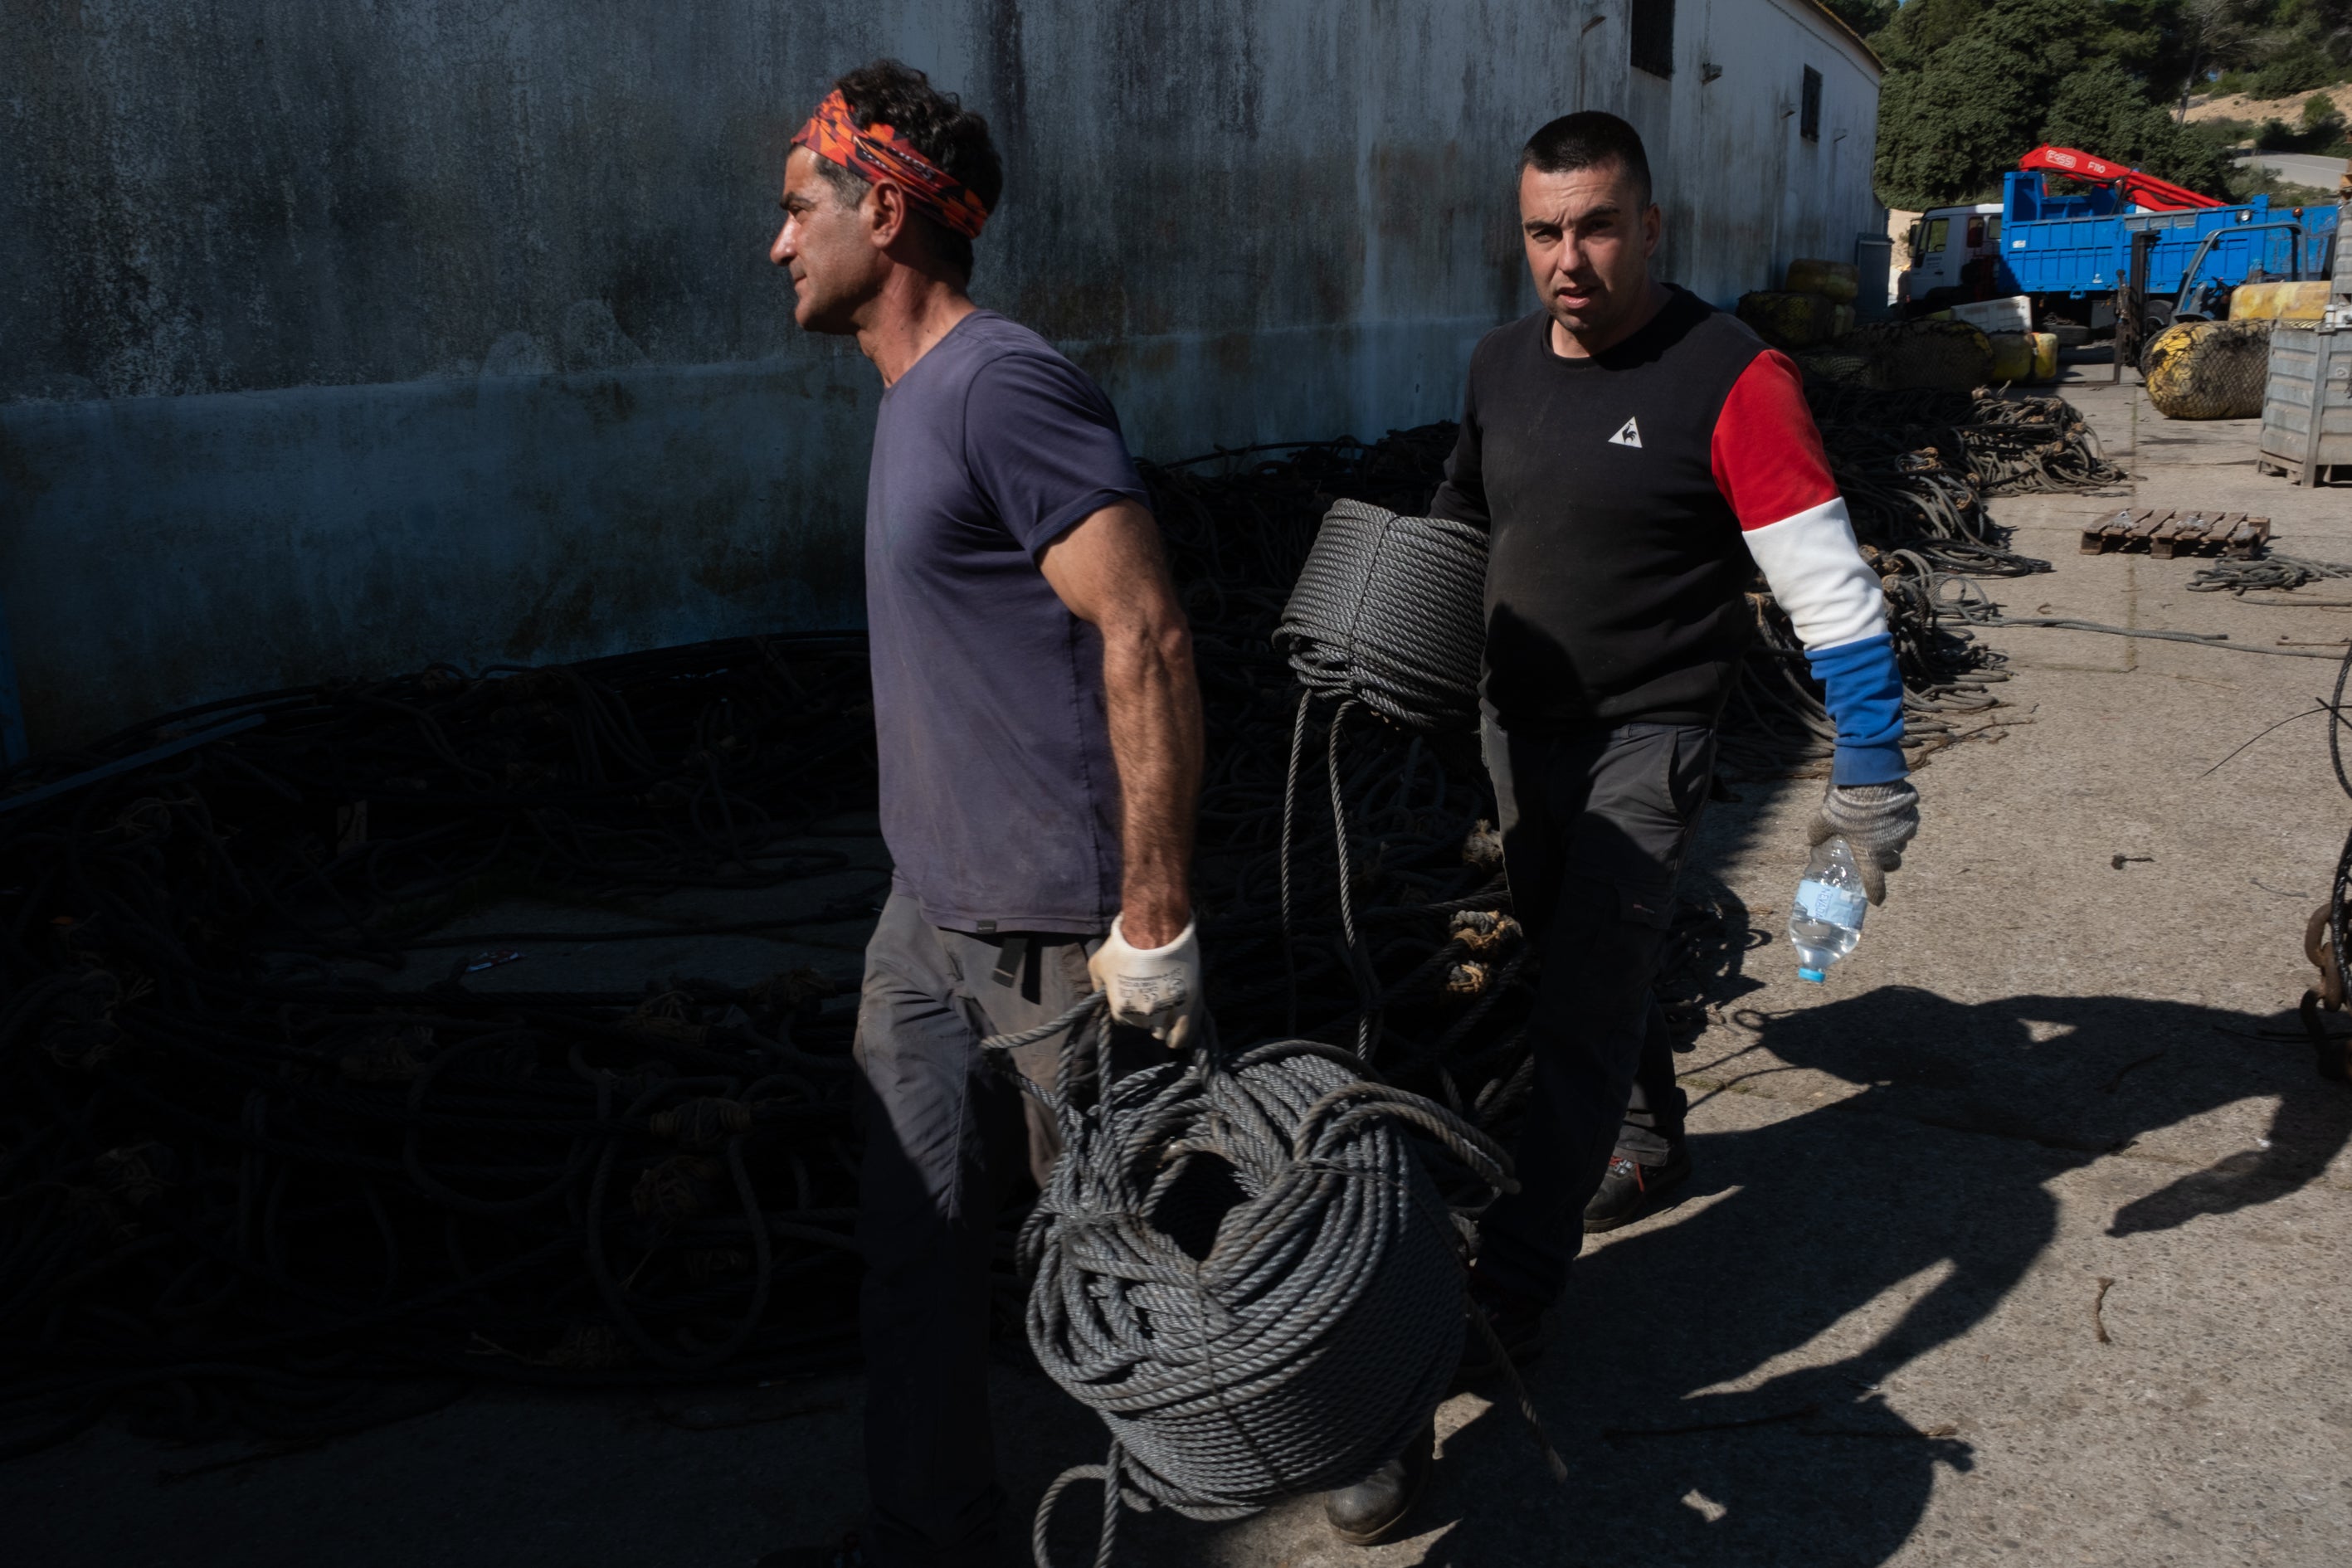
[2043,59,2238,189]
[1875,0,2104,207]
[1820,0,1900,36]
[2204,1,2352,95]
[1873,0,2244,207]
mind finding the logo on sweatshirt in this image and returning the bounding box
[1608,416,1643,449]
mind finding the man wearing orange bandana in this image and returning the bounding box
[762,61,1206,1568]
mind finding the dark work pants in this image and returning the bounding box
[1474,717,1716,1307]
[852,892,1111,1568]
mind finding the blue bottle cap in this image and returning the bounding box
[1797,967,1826,984]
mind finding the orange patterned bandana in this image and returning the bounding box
[791,90,991,239]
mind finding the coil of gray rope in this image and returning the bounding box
[1274,499,1490,735]
[1273,500,1492,1053]
[985,994,1534,1567]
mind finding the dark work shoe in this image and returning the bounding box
[1455,1272,1546,1383]
[1322,1419,1435,1546]
[1582,1144,1695,1234]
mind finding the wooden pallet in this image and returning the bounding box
[2077,509,2272,558]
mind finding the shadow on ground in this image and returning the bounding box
[1122,980,2352,1568]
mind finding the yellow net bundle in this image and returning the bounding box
[2144,319,2274,420]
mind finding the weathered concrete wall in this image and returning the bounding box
[1630,0,1886,304]
[0,0,1879,750]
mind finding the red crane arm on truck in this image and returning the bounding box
[2018,144,2225,212]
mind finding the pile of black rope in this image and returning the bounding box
[1724,383,2123,777]
[2189,553,2352,596]
[1808,384,2126,511]
[0,636,884,1457]
[0,389,2125,1459]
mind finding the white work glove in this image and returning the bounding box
[1087,915,1205,1050]
[1806,781,1921,906]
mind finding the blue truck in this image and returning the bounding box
[1897,149,2340,339]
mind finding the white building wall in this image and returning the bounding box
[1604,0,1888,305]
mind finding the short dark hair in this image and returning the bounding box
[813,59,1003,281]
[1520,111,1653,208]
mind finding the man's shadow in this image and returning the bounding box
[1358,981,2351,1567]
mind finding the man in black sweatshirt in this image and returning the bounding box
[1433,114,1921,1357]
[1329,110,1921,1549]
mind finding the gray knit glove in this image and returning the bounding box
[1806,781,1920,906]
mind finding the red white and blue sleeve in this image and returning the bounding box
[1710,351,1906,785]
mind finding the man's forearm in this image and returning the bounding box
[1101,617,1204,948]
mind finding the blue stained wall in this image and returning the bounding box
[0,0,1878,750]
[0,363,872,727]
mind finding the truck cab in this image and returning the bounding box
[1897,202,2003,311]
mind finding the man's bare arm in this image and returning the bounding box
[1038,498,1204,949]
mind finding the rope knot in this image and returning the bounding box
[632,1154,723,1220]
[650,1098,751,1147]
[1444,961,1492,996]
[626,989,709,1045]
[1449,909,1522,954]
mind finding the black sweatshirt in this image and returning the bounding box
[1429,288,1905,782]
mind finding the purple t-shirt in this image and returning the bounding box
[865,311,1148,934]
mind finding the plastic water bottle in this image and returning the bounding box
[1789,837,1867,983]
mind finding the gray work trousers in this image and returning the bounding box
[1474,717,1715,1307]
[851,892,1114,1568]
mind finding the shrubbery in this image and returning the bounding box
[1869,0,2352,211]
[2249,91,2347,149]
[1873,0,2238,207]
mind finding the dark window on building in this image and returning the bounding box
[1800,66,1822,141]
[1632,0,1675,79]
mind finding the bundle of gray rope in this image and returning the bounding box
[990,995,1517,1567]
[1274,499,1489,735]
[2187,552,2352,596]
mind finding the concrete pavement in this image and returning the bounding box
[4,373,2350,1568]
